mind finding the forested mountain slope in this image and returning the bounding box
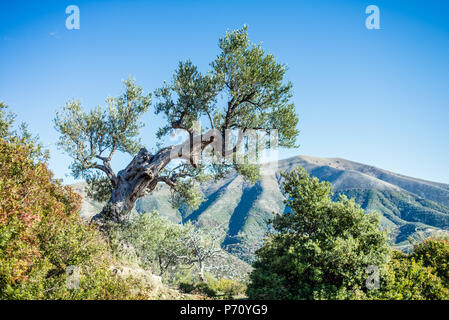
[76,155,449,261]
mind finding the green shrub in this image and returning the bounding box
[210,277,246,299]
[179,282,196,294]
[193,282,216,298]
[0,138,150,299]
[178,280,217,298]
[246,168,449,300]
[378,251,449,300]
[108,211,193,276]
[411,237,449,287]
[247,168,390,300]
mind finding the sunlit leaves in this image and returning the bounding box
[155,60,219,137]
[170,179,205,211]
[54,78,151,180]
[212,25,299,148]
[0,101,15,139]
[0,102,47,162]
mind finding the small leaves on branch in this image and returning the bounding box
[54,78,151,190]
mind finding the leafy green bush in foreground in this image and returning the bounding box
[247,168,449,300]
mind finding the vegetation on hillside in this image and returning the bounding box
[1,103,226,300]
[76,155,449,265]
[0,104,157,299]
[108,210,249,299]
[340,188,449,243]
[2,25,448,301]
[246,168,449,300]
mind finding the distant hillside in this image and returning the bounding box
[76,155,449,261]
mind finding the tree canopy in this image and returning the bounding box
[54,26,299,222]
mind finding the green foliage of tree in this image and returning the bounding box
[247,167,449,300]
[210,26,298,148]
[54,26,299,223]
[54,79,151,194]
[246,167,391,300]
[0,102,48,162]
[110,211,222,282]
[0,102,14,139]
[109,211,192,276]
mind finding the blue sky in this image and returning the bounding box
[1,0,448,184]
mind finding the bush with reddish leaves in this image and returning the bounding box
[0,139,149,299]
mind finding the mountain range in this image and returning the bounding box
[75,155,449,262]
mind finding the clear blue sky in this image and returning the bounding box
[1,0,448,184]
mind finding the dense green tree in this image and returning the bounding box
[54,26,299,224]
[247,167,391,299]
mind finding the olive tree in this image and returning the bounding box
[179,223,223,282]
[54,26,299,224]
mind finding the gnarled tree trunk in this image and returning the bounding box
[92,146,173,224]
[92,130,218,226]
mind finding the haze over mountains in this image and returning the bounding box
[76,155,449,262]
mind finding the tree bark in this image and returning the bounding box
[199,260,205,282]
[92,146,173,225]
